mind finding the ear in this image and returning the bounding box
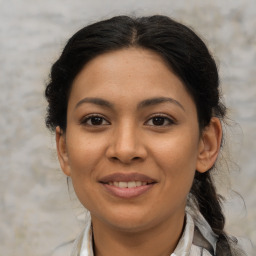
[56,126,71,176]
[196,117,222,173]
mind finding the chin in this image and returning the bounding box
[108,219,152,233]
[92,207,160,233]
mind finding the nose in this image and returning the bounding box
[106,123,147,164]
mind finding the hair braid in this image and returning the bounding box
[191,171,225,235]
[190,171,245,255]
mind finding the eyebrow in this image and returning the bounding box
[75,97,114,109]
[75,96,185,111]
[137,97,185,111]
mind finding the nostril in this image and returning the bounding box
[109,156,142,164]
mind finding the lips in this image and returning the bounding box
[99,172,157,184]
[99,173,157,198]
[108,181,147,188]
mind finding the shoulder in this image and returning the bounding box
[191,227,215,255]
[51,240,74,256]
[187,209,249,256]
[186,210,217,255]
[190,244,214,256]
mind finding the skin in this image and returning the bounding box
[56,48,222,256]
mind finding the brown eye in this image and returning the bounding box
[82,115,110,126]
[146,115,174,126]
[152,117,165,126]
[90,117,104,125]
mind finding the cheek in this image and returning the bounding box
[66,132,109,188]
[152,132,198,166]
[67,131,106,164]
[66,134,106,209]
[150,131,198,189]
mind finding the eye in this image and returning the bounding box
[145,115,175,126]
[81,115,110,126]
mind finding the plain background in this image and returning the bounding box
[0,0,255,255]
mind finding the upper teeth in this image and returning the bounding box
[108,181,147,188]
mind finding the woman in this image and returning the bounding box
[45,15,246,256]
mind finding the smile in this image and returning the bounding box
[99,173,157,198]
[107,181,148,188]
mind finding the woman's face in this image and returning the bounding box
[57,48,207,232]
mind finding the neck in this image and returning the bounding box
[91,212,185,256]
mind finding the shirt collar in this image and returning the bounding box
[80,216,94,256]
[186,207,218,254]
[170,213,194,256]
[76,211,217,256]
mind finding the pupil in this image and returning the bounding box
[153,117,164,125]
[91,117,103,125]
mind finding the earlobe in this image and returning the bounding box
[196,117,222,173]
[56,126,71,176]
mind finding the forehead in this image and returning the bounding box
[68,48,195,112]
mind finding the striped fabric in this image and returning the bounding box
[69,211,217,256]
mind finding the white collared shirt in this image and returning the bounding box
[68,210,217,256]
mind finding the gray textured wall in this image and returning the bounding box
[0,0,255,255]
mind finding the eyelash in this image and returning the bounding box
[80,114,110,126]
[145,114,175,127]
[80,114,175,127]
